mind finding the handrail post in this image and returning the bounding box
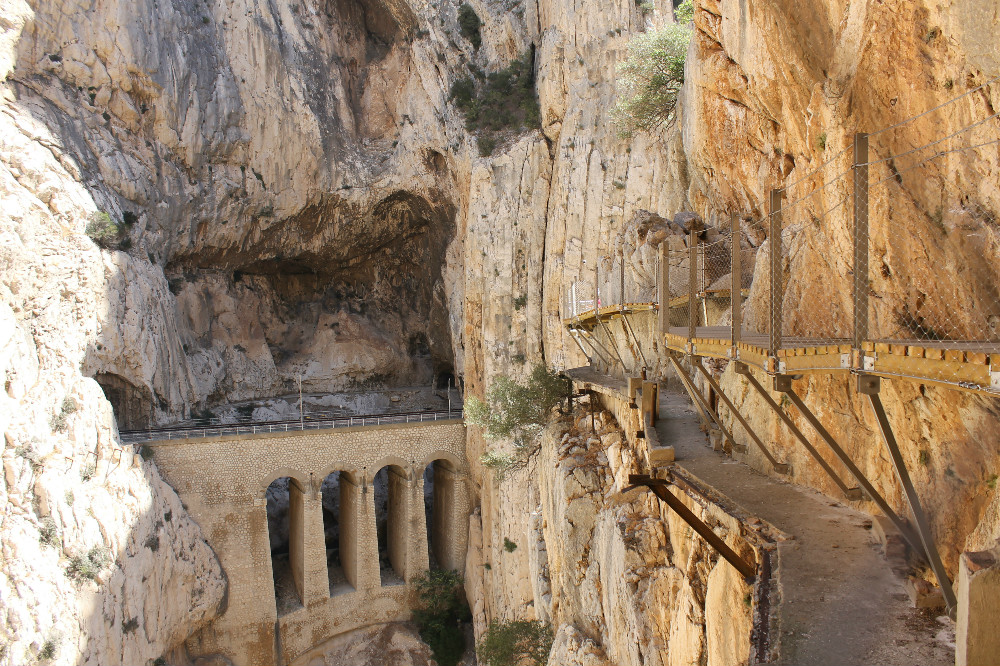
[688,230,698,346]
[769,189,783,359]
[853,132,870,351]
[620,247,626,307]
[658,242,668,337]
[731,211,742,351]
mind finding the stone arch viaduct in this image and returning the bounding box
[147,418,469,666]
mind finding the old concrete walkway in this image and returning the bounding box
[656,388,954,665]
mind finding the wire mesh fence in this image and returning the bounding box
[561,76,999,390]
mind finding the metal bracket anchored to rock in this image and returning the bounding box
[624,473,757,581]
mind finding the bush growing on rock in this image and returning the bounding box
[85,211,121,249]
[467,364,566,479]
[67,546,110,583]
[611,6,693,138]
[457,3,482,50]
[412,569,470,666]
[477,619,553,666]
[449,51,540,156]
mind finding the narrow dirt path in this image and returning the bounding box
[656,388,954,665]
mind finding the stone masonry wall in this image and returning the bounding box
[147,420,469,666]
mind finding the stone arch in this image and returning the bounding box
[320,468,356,596]
[258,468,309,500]
[265,476,306,616]
[367,456,413,483]
[373,463,409,585]
[423,456,463,571]
[93,372,153,430]
[419,450,465,474]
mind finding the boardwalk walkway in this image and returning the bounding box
[656,387,953,665]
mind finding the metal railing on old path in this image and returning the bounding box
[120,408,465,444]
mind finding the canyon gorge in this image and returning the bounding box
[1,0,999,664]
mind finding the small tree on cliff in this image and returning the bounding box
[611,2,694,138]
[465,364,567,478]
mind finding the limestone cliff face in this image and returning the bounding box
[3,0,1000,662]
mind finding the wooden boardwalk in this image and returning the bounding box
[563,307,1000,396]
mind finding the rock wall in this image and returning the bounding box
[4,0,1000,662]
[464,405,764,666]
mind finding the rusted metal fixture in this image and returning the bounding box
[669,356,740,449]
[861,375,957,615]
[735,362,860,499]
[695,360,789,474]
[625,473,757,581]
[769,189,783,358]
[853,132,870,352]
[776,375,924,554]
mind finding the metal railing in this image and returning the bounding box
[121,408,465,444]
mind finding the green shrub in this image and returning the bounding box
[144,534,160,552]
[80,461,96,482]
[450,52,540,157]
[139,445,154,461]
[465,364,566,442]
[85,211,121,249]
[477,619,553,666]
[67,546,110,583]
[38,517,60,547]
[412,570,470,666]
[457,4,482,49]
[51,396,78,431]
[513,294,527,310]
[38,639,57,661]
[503,537,517,553]
[674,0,694,22]
[611,21,692,138]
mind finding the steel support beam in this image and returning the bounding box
[731,211,742,349]
[627,474,757,581]
[864,385,957,613]
[668,356,742,451]
[688,231,699,343]
[622,313,649,371]
[853,132,870,351]
[769,189,783,358]
[575,328,613,368]
[567,327,594,365]
[695,361,789,474]
[595,313,630,373]
[736,363,859,498]
[777,377,924,554]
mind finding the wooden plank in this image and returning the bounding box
[871,353,990,387]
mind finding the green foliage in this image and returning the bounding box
[503,537,517,553]
[513,294,527,310]
[611,22,692,138]
[38,639,56,661]
[122,617,139,634]
[85,211,121,249]
[412,570,470,666]
[67,546,110,583]
[80,462,96,482]
[988,474,998,490]
[674,0,694,22]
[477,619,553,666]
[51,397,78,431]
[458,4,482,50]
[450,52,540,156]
[818,132,827,150]
[465,364,566,442]
[139,445,154,461]
[38,517,60,547]
[144,534,160,552]
[918,450,930,466]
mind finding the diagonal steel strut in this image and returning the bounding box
[626,474,757,581]
[695,361,789,474]
[779,379,924,555]
[669,356,740,449]
[736,363,858,498]
[866,390,957,614]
